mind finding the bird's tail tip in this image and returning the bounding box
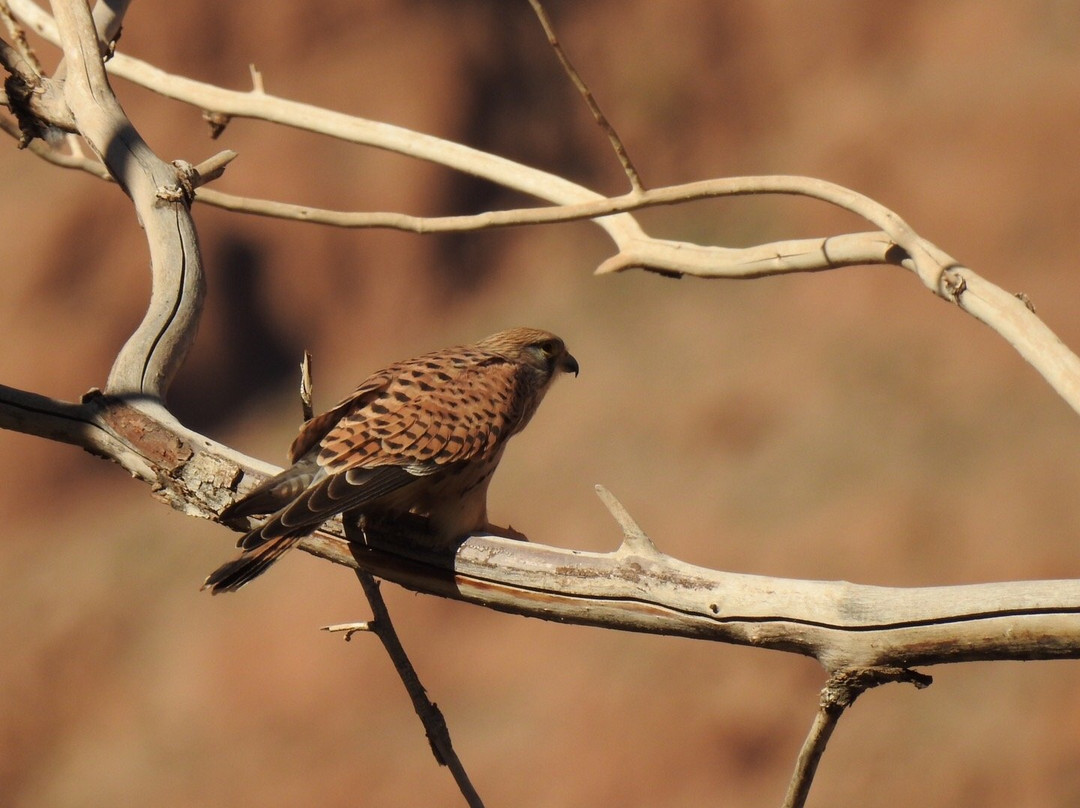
[202,537,297,594]
[201,558,259,594]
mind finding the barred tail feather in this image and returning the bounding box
[202,535,302,594]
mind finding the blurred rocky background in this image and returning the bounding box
[4,1,1080,806]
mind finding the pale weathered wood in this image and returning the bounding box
[5,381,1079,674]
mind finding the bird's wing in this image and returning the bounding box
[288,370,397,462]
[317,350,525,475]
[238,349,523,549]
[238,464,416,549]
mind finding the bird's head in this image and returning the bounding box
[478,327,579,380]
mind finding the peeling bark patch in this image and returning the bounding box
[97,397,193,471]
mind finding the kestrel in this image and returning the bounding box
[204,327,578,593]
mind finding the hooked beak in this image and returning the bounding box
[560,352,580,377]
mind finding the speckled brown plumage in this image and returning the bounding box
[204,328,578,593]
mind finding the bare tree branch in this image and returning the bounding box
[4,4,1080,804]
[526,0,645,192]
[4,382,1080,674]
[346,564,486,808]
[48,0,204,400]
[8,0,648,245]
[783,668,932,808]
[13,4,1080,437]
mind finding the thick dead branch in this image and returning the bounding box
[5,384,1080,673]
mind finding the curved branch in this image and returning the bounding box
[17,2,1080,426]
[49,0,203,400]
[11,0,647,247]
[196,182,1080,420]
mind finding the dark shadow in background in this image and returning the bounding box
[428,0,597,299]
[169,236,299,434]
[178,2,592,423]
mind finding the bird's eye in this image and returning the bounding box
[536,339,557,356]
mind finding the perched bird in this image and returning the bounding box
[204,327,578,593]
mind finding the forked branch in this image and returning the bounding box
[45,0,203,400]
[9,0,1080,425]
[783,668,932,808]
[3,2,1080,807]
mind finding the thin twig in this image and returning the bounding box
[526,0,644,193]
[350,563,486,808]
[248,62,264,93]
[182,174,907,245]
[322,621,372,639]
[783,701,839,808]
[595,484,658,555]
[299,350,314,420]
[783,668,932,808]
[187,148,237,187]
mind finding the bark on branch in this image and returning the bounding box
[0,0,1075,679]
[48,0,204,400]
[4,383,1080,673]
[11,0,1080,426]
[4,3,1080,805]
